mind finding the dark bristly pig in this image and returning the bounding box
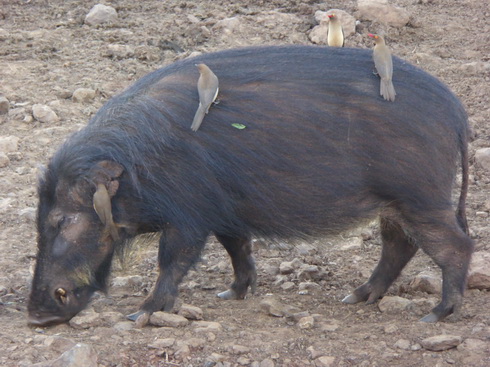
[28,45,473,326]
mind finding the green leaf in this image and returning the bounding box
[231,123,247,129]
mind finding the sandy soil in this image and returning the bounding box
[0,0,489,366]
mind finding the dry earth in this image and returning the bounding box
[1,0,489,366]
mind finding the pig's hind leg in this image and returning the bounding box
[409,212,473,322]
[342,216,418,306]
[215,234,257,300]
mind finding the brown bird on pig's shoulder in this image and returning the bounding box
[368,33,396,102]
[191,63,219,131]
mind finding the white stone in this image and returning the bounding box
[148,338,175,349]
[298,316,315,329]
[214,17,242,34]
[0,152,9,168]
[319,320,339,332]
[32,343,97,367]
[468,252,490,290]
[457,338,487,352]
[231,344,251,354]
[299,281,321,291]
[315,356,336,367]
[192,320,223,332]
[298,264,320,281]
[178,303,203,320]
[260,359,275,367]
[459,62,490,75]
[309,24,329,45]
[394,339,411,350]
[149,312,189,327]
[420,335,463,351]
[340,236,363,251]
[475,148,490,172]
[85,4,117,26]
[111,275,144,289]
[357,0,410,28]
[0,96,9,114]
[0,135,19,153]
[279,258,302,274]
[72,88,95,103]
[307,346,325,359]
[43,336,76,354]
[175,344,190,359]
[409,271,442,294]
[113,321,134,331]
[378,296,412,313]
[105,44,135,59]
[69,310,99,329]
[19,207,36,222]
[259,297,300,317]
[32,104,59,123]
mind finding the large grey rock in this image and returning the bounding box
[43,336,77,354]
[72,88,95,103]
[69,309,99,329]
[298,316,315,329]
[85,4,117,26]
[409,271,442,294]
[192,320,223,332]
[32,343,97,367]
[111,275,144,290]
[148,338,176,349]
[0,96,9,114]
[104,44,135,59]
[0,152,9,168]
[358,0,410,27]
[0,135,19,153]
[468,252,490,290]
[394,339,411,350]
[279,258,302,274]
[259,297,300,317]
[315,356,336,367]
[378,296,412,313]
[178,303,204,320]
[149,311,189,327]
[420,335,463,351]
[475,148,490,172]
[32,104,59,123]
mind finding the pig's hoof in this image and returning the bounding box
[217,289,238,300]
[127,310,147,322]
[341,293,361,304]
[419,312,440,323]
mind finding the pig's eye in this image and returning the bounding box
[57,216,66,229]
[54,287,68,305]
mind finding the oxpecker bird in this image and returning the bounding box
[93,183,119,241]
[191,63,219,131]
[368,33,396,102]
[327,14,344,47]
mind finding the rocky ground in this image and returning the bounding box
[1,0,489,366]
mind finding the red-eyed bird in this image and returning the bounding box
[368,33,396,102]
[327,14,344,47]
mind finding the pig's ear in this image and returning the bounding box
[91,161,124,197]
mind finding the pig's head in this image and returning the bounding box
[28,160,126,326]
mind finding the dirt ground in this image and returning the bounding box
[1,0,489,366]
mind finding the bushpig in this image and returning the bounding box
[28,45,473,326]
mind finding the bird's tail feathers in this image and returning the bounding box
[380,80,396,102]
[191,106,206,131]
